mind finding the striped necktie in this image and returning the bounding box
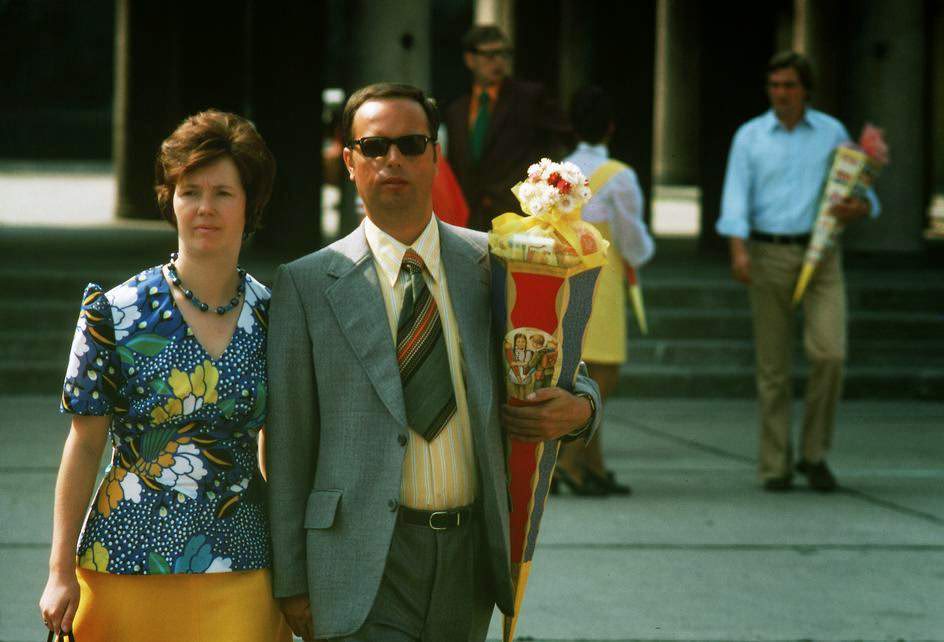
[469,90,491,163]
[396,249,456,442]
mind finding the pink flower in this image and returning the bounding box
[859,123,889,166]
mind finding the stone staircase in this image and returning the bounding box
[619,242,944,399]
[2,228,942,398]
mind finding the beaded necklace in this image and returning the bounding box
[166,252,246,315]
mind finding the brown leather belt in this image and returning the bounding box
[398,506,473,531]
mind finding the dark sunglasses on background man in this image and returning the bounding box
[350,135,435,158]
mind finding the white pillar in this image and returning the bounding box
[475,0,514,38]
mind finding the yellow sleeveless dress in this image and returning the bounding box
[581,160,632,364]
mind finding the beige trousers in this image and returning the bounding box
[748,241,847,480]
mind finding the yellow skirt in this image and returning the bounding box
[582,236,627,365]
[73,567,293,642]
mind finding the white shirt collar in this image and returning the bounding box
[576,141,609,157]
[363,214,441,288]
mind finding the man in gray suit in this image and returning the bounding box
[266,83,600,641]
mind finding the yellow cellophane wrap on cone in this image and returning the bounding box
[488,182,609,273]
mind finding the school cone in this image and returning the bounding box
[625,262,648,335]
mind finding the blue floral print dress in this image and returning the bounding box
[61,265,272,575]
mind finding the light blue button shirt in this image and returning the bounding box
[716,108,880,239]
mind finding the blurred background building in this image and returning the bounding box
[3,0,942,254]
[2,0,942,399]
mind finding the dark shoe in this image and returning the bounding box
[586,469,632,496]
[555,467,609,496]
[797,460,838,492]
[763,475,793,492]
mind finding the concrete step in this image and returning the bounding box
[628,338,944,368]
[630,309,944,341]
[0,360,64,396]
[616,364,944,400]
[8,268,942,315]
[641,279,944,314]
[0,330,73,361]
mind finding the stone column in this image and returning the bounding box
[931,1,944,198]
[842,0,925,253]
[112,0,178,219]
[652,0,701,186]
[249,1,324,253]
[792,0,844,117]
[349,0,432,90]
[475,0,514,35]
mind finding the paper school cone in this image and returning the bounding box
[624,262,648,335]
[488,158,607,641]
[793,125,888,304]
[792,262,816,305]
[491,258,601,642]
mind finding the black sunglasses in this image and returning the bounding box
[350,135,435,158]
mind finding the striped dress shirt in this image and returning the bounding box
[363,215,478,510]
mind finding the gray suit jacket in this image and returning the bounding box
[266,220,599,638]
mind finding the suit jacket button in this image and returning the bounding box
[398,434,408,447]
[388,499,399,512]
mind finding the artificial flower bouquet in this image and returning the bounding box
[793,124,890,304]
[488,158,607,641]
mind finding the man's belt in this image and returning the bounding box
[399,505,473,531]
[749,231,811,245]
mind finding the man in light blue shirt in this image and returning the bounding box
[716,52,880,493]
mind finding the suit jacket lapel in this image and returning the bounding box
[324,227,407,427]
[438,222,494,435]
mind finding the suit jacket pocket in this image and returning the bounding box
[304,489,342,529]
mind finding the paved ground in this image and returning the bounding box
[1,395,941,642]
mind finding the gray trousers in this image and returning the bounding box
[748,241,847,480]
[336,513,494,641]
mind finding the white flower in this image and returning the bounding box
[207,557,233,573]
[559,161,584,185]
[527,162,544,181]
[237,281,262,335]
[109,284,141,340]
[66,317,89,379]
[119,469,143,504]
[156,443,208,499]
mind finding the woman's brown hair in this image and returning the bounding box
[155,110,275,236]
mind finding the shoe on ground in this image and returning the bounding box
[796,459,838,492]
[763,475,793,492]
[587,469,632,496]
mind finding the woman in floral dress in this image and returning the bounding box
[39,110,291,641]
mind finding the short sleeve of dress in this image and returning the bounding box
[61,283,121,416]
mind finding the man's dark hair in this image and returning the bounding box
[569,85,613,144]
[341,83,440,145]
[462,24,508,52]
[767,50,814,93]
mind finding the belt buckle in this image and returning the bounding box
[428,510,450,531]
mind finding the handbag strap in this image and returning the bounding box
[47,631,75,642]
